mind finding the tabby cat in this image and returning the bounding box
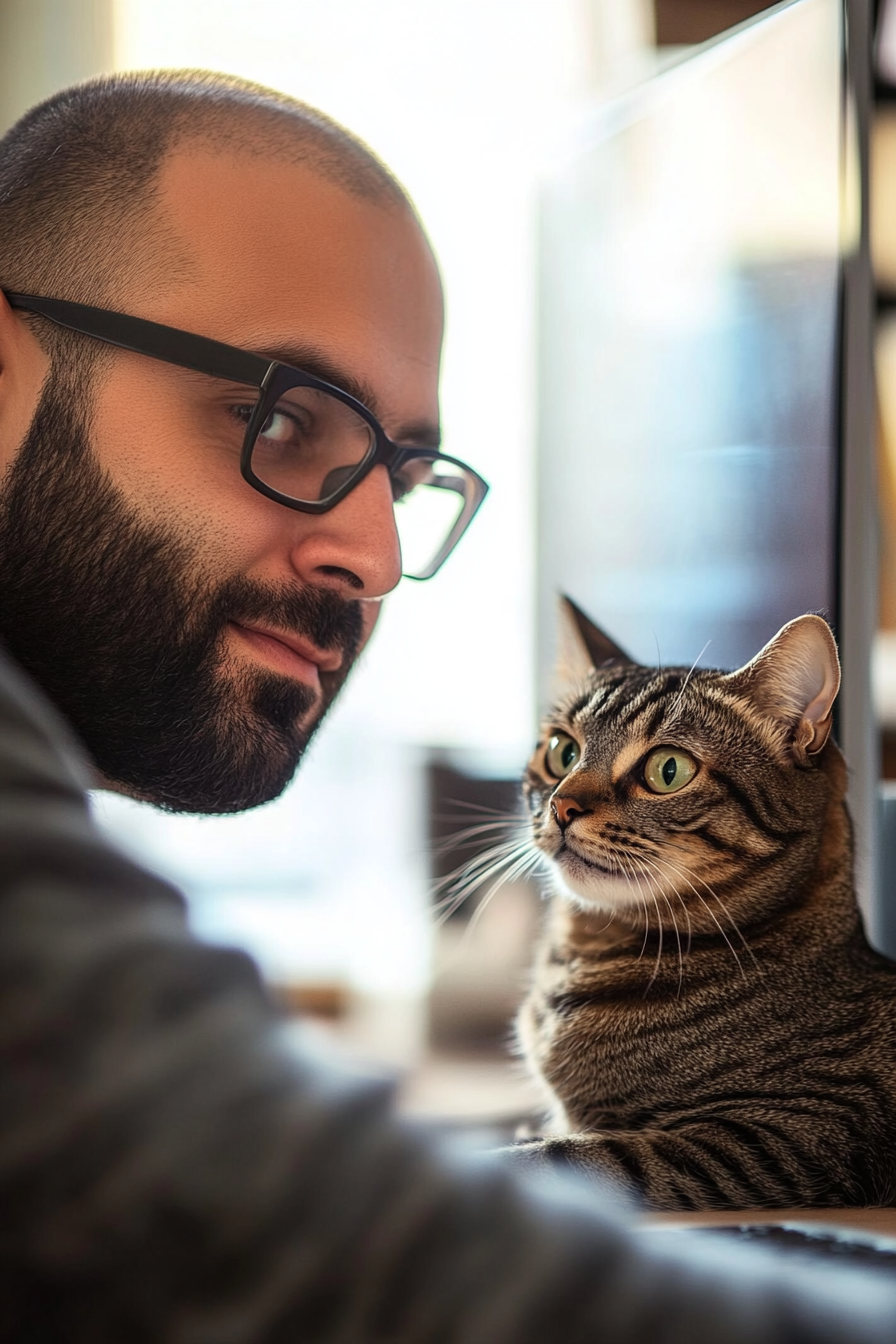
[505,597,896,1212]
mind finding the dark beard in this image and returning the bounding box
[0,370,363,813]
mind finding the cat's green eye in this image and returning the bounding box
[643,748,697,795]
[545,732,581,779]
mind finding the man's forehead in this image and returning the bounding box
[141,143,443,437]
[150,144,441,354]
[154,144,438,296]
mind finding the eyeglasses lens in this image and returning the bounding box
[249,386,375,503]
[390,456,471,579]
[249,386,477,579]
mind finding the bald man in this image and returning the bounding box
[0,70,482,813]
[0,70,893,1342]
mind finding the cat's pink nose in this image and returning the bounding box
[551,795,590,828]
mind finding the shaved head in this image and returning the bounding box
[0,70,413,363]
[0,73,445,812]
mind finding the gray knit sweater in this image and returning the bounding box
[1,642,894,1342]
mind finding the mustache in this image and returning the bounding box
[207,575,364,663]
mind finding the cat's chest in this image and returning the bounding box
[519,934,777,1128]
[519,919,896,1132]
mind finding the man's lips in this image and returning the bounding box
[228,621,343,687]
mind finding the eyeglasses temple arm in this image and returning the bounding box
[5,292,271,387]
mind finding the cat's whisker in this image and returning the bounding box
[636,849,741,978]
[690,895,748,979]
[451,850,546,958]
[440,799,521,818]
[432,872,498,918]
[430,806,526,866]
[465,839,540,889]
[625,854,686,995]
[434,815,523,835]
[433,834,544,928]
[616,853,665,991]
[433,882,494,928]
[464,848,544,940]
[603,849,650,958]
[615,852,645,908]
[435,834,530,892]
[640,851,748,979]
[662,640,711,730]
[633,878,652,965]
[627,856,677,995]
[675,889,694,960]
[433,862,513,922]
[656,887,685,997]
[432,884,479,925]
[701,893,759,973]
[430,829,525,867]
[433,868,516,921]
[431,818,528,857]
[658,844,760,970]
[434,815,525,838]
[486,843,544,897]
[637,898,652,963]
[644,888,665,995]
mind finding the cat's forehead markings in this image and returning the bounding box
[616,676,680,733]
[611,738,652,783]
[576,674,669,742]
[574,671,643,725]
[564,683,601,720]
[709,683,783,752]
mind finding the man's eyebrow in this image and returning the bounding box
[249,340,442,448]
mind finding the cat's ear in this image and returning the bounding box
[556,596,634,684]
[725,614,840,761]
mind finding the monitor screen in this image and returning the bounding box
[537,0,843,687]
[537,0,883,941]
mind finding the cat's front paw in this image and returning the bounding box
[496,1135,596,1173]
[494,1135,640,1204]
[496,1137,555,1171]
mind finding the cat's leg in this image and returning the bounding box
[495,1120,871,1213]
[500,1134,641,1205]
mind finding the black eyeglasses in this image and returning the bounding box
[5,291,488,580]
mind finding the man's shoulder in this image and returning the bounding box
[0,638,93,797]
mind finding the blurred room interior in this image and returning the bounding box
[4,0,895,1137]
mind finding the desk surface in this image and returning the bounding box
[644,1207,896,1236]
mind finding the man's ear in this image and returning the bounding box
[723,614,840,762]
[0,289,29,376]
[555,595,633,686]
[0,291,49,477]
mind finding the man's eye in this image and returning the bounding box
[258,409,298,445]
[229,405,302,448]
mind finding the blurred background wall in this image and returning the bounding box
[0,0,113,126]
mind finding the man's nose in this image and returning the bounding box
[551,794,592,829]
[288,463,402,598]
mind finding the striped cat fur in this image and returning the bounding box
[505,598,896,1211]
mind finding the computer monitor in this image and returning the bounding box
[536,0,881,943]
